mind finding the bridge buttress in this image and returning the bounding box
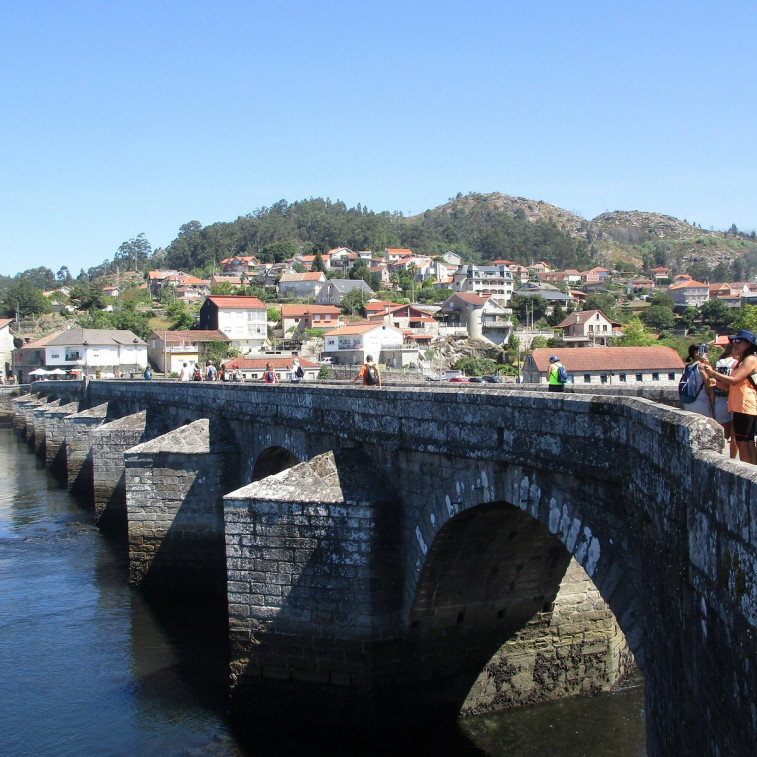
[124,418,240,600]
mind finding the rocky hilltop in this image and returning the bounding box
[421,192,753,271]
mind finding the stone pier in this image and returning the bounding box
[33,398,59,456]
[224,448,402,721]
[64,403,110,497]
[125,418,240,600]
[44,401,80,476]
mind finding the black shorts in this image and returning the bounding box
[733,412,757,442]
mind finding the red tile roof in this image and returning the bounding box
[207,296,266,309]
[530,347,684,372]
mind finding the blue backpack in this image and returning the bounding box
[557,363,569,384]
[678,363,703,404]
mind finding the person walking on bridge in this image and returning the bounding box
[352,355,381,387]
[547,355,567,393]
[701,330,757,465]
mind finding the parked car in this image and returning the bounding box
[448,376,469,383]
[468,376,485,383]
[425,375,442,382]
[483,375,503,383]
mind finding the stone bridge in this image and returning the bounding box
[4,380,757,755]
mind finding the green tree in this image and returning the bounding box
[312,251,326,273]
[613,318,657,346]
[640,305,675,331]
[510,294,548,326]
[0,279,50,318]
[115,233,152,271]
[166,300,195,330]
[69,281,106,311]
[699,299,736,333]
[207,339,234,365]
[583,293,618,320]
[340,288,368,317]
[730,305,757,334]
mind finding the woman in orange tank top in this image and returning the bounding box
[702,329,757,464]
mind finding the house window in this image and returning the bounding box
[583,374,591,383]
[600,374,608,384]
[636,373,643,382]
[652,373,660,381]
[619,374,627,382]
[668,372,675,381]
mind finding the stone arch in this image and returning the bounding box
[395,454,648,716]
[252,445,300,481]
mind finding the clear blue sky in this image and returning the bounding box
[1,0,755,278]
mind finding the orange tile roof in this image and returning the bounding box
[530,347,684,372]
[280,304,341,317]
[207,296,266,309]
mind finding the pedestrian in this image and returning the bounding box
[291,352,303,382]
[264,361,279,384]
[547,355,568,393]
[206,362,217,381]
[143,366,152,380]
[178,362,192,382]
[713,342,737,458]
[233,365,243,382]
[351,355,381,387]
[701,330,757,465]
[680,344,714,418]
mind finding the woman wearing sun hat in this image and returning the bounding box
[701,329,757,464]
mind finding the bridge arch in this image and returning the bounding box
[394,452,648,715]
[252,445,300,480]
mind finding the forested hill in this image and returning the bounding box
[163,195,593,273]
[163,193,755,277]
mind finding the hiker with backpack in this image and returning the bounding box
[701,330,757,465]
[547,355,569,392]
[678,344,714,418]
[352,355,382,387]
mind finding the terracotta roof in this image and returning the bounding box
[530,347,684,372]
[0,318,12,329]
[323,322,389,336]
[206,296,266,309]
[280,305,341,317]
[279,272,325,282]
[450,292,489,305]
[669,280,708,290]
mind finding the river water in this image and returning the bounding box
[0,425,646,756]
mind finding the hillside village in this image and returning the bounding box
[3,245,757,387]
[2,194,756,386]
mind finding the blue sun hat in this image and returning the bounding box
[549,355,559,362]
[728,330,757,345]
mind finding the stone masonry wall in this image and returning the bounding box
[29,379,757,754]
[44,401,80,475]
[92,411,148,530]
[125,418,239,600]
[64,403,110,496]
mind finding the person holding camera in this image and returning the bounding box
[683,343,714,418]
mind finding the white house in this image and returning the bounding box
[451,264,515,302]
[198,295,268,354]
[668,279,710,307]
[322,322,405,365]
[44,328,148,379]
[0,318,14,382]
[554,309,619,348]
